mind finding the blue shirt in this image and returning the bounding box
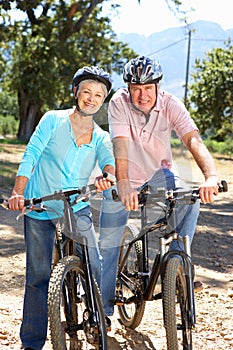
[17,108,115,219]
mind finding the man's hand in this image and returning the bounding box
[198,176,219,204]
[183,131,219,204]
[117,179,139,211]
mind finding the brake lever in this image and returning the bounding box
[16,212,26,220]
[16,204,47,220]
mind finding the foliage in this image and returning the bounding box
[0,115,19,137]
[6,2,134,109]
[188,43,233,141]
[0,0,137,140]
[0,0,191,141]
[170,136,232,156]
[0,90,19,136]
[203,137,233,156]
[0,90,18,118]
[170,137,182,148]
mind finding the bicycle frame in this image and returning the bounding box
[0,186,109,348]
[117,197,196,327]
[53,194,101,326]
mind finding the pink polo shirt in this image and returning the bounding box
[108,88,198,188]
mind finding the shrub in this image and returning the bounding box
[204,137,233,156]
[0,116,19,137]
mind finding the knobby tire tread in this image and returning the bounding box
[117,224,146,329]
[163,257,192,350]
[48,255,107,350]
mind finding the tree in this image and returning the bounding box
[0,0,187,141]
[0,1,136,140]
[188,43,233,141]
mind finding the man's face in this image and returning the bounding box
[129,83,157,115]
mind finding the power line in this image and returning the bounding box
[191,38,230,42]
[147,37,230,57]
[147,38,186,56]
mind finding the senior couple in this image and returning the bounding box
[9,56,219,350]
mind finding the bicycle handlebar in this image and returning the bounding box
[0,172,115,211]
[112,180,228,205]
[0,186,94,209]
[0,178,228,210]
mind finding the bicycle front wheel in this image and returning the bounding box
[48,255,107,350]
[163,256,193,350]
[116,224,146,329]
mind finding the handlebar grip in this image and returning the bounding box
[112,189,119,201]
[24,199,31,206]
[103,172,116,184]
[219,180,228,193]
[0,198,8,208]
[24,197,42,206]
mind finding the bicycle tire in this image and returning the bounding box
[48,255,107,350]
[116,224,146,329]
[163,256,193,350]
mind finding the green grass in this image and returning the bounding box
[171,137,233,156]
[0,137,27,145]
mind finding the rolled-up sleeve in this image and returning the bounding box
[165,95,198,139]
[108,89,131,140]
[96,132,115,171]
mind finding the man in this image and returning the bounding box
[8,66,114,349]
[99,55,219,320]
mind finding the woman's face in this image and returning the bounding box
[76,81,106,115]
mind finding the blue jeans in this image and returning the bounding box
[20,206,101,350]
[99,169,200,316]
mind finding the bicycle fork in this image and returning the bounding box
[160,233,196,327]
[81,240,101,327]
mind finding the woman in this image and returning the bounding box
[8,66,115,350]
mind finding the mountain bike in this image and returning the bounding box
[0,182,110,350]
[113,180,228,350]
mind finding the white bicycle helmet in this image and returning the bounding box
[123,56,163,84]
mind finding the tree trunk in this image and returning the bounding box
[17,89,42,141]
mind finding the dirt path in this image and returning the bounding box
[0,146,233,349]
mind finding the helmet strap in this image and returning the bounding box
[154,83,158,107]
[74,88,97,117]
[75,99,97,117]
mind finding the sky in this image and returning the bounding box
[108,0,233,36]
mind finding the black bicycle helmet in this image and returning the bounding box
[123,56,163,84]
[72,66,112,94]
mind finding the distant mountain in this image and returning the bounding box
[113,20,233,99]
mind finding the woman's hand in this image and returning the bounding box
[94,174,114,192]
[8,194,26,211]
[8,175,28,211]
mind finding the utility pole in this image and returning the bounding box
[184,28,192,107]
